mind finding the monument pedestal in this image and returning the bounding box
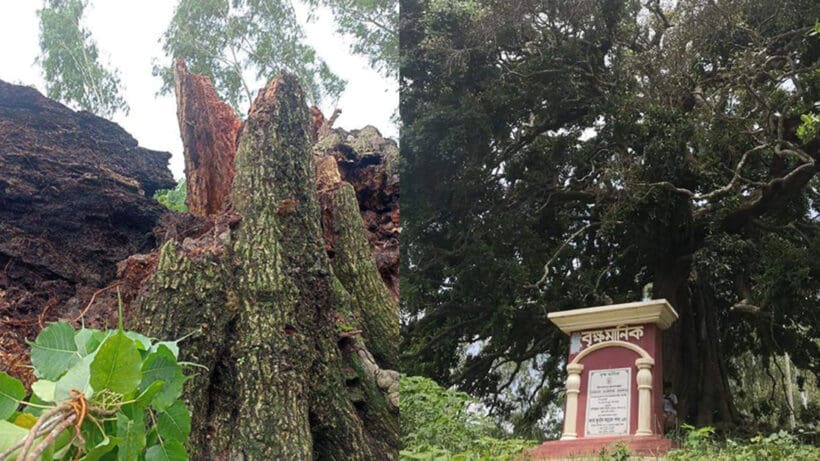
[530,435,675,460]
[530,300,678,459]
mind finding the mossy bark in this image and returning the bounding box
[133,75,398,460]
[320,181,400,369]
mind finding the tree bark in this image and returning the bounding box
[132,74,398,459]
[173,58,240,216]
[655,253,736,429]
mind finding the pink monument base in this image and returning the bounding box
[529,435,675,459]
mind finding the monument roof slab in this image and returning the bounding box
[548,299,678,334]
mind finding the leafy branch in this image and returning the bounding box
[0,306,192,459]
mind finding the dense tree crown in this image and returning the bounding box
[401,0,819,436]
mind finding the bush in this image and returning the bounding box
[666,424,820,461]
[400,375,535,460]
[153,179,188,212]
[0,315,192,459]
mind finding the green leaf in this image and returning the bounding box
[124,331,152,351]
[149,341,180,359]
[145,439,188,461]
[90,332,142,395]
[157,401,191,443]
[141,345,184,411]
[78,436,118,461]
[55,353,94,402]
[31,379,57,403]
[75,328,106,356]
[115,413,146,461]
[28,322,80,380]
[0,372,25,420]
[129,381,165,413]
[0,420,28,458]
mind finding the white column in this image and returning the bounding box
[561,363,584,440]
[635,357,654,436]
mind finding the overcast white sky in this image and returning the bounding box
[0,1,398,179]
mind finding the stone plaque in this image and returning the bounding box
[584,368,631,436]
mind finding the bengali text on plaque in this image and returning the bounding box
[584,368,631,436]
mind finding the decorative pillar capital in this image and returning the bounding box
[567,363,584,375]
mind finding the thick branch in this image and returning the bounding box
[722,160,818,232]
[528,222,600,288]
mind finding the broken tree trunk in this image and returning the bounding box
[173,58,240,216]
[132,74,398,459]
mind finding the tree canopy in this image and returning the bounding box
[153,0,346,113]
[37,0,398,117]
[307,0,399,78]
[401,0,819,436]
[37,0,128,118]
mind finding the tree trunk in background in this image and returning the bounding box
[133,75,398,459]
[656,257,736,428]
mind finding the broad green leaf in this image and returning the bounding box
[90,332,142,395]
[31,379,57,403]
[0,420,28,458]
[149,341,180,359]
[0,372,25,420]
[157,401,191,443]
[124,331,153,351]
[115,413,146,461]
[75,328,106,356]
[55,353,94,402]
[24,392,49,417]
[78,436,118,461]
[124,381,165,415]
[28,322,80,380]
[141,346,184,411]
[145,439,188,461]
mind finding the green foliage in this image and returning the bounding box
[666,425,820,461]
[401,0,820,431]
[596,442,632,461]
[306,0,398,78]
[796,112,819,144]
[153,179,188,213]
[37,0,128,118]
[0,321,191,460]
[153,0,346,113]
[400,375,534,460]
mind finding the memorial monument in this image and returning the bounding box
[530,299,679,459]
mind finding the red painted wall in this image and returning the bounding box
[564,323,664,437]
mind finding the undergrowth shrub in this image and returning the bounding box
[666,424,820,461]
[400,375,535,460]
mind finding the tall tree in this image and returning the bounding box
[401,0,819,434]
[37,0,128,118]
[307,0,399,78]
[153,0,347,113]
